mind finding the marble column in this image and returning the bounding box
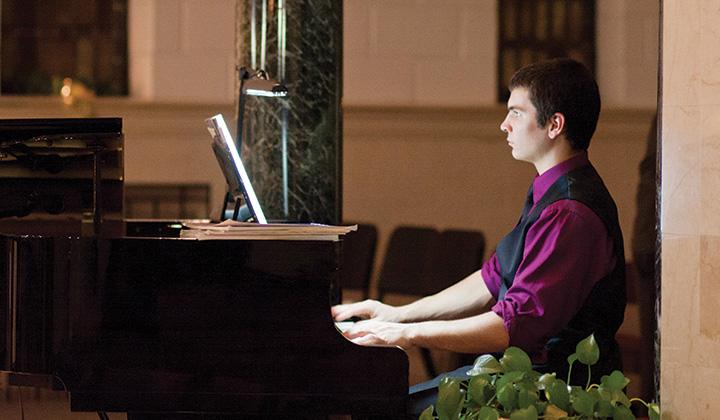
[235,0,342,224]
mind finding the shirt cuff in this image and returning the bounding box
[491,300,515,342]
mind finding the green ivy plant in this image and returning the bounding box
[419,334,660,420]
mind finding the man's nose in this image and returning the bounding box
[500,120,510,133]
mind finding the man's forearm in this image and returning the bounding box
[405,311,509,354]
[394,269,495,323]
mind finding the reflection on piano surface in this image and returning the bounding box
[0,118,409,418]
[0,117,124,236]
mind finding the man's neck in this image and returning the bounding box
[533,141,581,175]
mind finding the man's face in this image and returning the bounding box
[499,87,552,165]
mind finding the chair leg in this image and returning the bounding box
[420,347,437,378]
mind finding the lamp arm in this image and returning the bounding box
[236,67,251,157]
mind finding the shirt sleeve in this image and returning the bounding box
[481,251,502,298]
[490,199,616,355]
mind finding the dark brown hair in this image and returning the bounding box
[509,58,601,150]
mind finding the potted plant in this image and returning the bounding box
[419,334,660,420]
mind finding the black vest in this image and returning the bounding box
[495,163,626,385]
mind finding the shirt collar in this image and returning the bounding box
[532,151,590,204]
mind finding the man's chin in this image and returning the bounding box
[510,150,532,164]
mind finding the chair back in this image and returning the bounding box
[417,229,486,296]
[340,223,378,299]
[377,226,438,298]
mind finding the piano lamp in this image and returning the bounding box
[230,66,288,221]
[241,69,288,97]
[236,67,287,154]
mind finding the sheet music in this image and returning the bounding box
[180,220,357,241]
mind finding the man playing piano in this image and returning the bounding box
[332,58,626,415]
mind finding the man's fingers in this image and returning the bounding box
[331,304,350,319]
[351,333,381,346]
[343,320,372,339]
[333,307,362,321]
[331,300,374,321]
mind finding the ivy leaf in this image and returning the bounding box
[495,371,525,412]
[497,382,517,412]
[468,375,492,406]
[568,384,583,393]
[437,377,464,420]
[567,353,579,365]
[648,403,661,420]
[613,404,635,420]
[576,334,600,366]
[500,347,533,373]
[419,405,435,420]
[509,405,538,420]
[604,370,630,392]
[543,404,568,420]
[467,354,504,376]
[570,387,596,416]
[476,406,500,420]
[517,388,538,409]
[497,371,525,390]
[545,378,570,412]
[595,400,614,418]
[596,382,613,400]
[537,373,556,390]
[612,389,631,407]
[516,380,537,394]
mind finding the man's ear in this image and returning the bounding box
[547,112,565,139]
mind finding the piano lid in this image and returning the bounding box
[0,118,124,235]
[0,117,122,144]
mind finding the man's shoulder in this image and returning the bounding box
[537,199,607,231]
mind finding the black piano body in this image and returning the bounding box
[1,228,409,416]
[0,118,409,417]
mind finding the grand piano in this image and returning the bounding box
[0,118,408,418]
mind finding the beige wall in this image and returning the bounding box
[128,0,237,102]
[343,0,497,106]
[660,0,720,418]
[125,0,659,108]
[345,0,658,108]
[596,0,659,108]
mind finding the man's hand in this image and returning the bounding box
[331,299,403,322]
[343,319,414,349]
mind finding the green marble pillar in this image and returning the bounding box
[235,0,342,224]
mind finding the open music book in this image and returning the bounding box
[180,219,357,241]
